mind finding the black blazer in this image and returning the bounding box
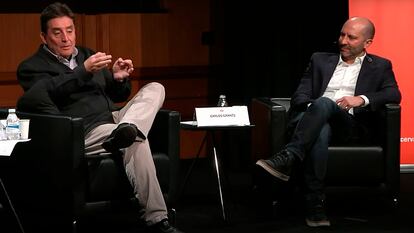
[291,52,401,113]
[288,52,401,138]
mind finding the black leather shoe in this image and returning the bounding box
[149,219,184,233]
[102,123,142,153]
[305,198,330,227]
[256,149,295,181]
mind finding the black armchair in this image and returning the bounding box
[0,108,180,232]
[251,97,401,202]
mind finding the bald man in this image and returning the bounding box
[256,17,401,227]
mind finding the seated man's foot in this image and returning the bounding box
[102,123,142,153]
[149,219,184,233]
[305,197,330,227]
[255,149,295,181]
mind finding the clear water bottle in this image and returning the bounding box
[6,109,20,140]
[217,94,228,107]
[0,120,6,140]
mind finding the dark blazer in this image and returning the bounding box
[16,45,132,133]
[291,52,401,113]
[289,52,401,138]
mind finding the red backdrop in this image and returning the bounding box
[349,0,414,164]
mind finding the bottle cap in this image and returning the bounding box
[8,109,16,113]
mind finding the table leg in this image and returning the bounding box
[179,128,230,222]
[178,135,208,199]
[212,144,226,221]
[210,131,229,222]
[0,177,25,233]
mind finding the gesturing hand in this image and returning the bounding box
[84,52,112,73]
[112,58,134,82]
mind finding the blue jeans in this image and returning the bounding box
[285,97,359,199]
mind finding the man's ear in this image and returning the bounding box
[40,32,47,44]
[364,38,373,49]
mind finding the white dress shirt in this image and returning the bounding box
[322,54,369,113]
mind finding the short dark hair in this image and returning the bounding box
[40,2,75,33]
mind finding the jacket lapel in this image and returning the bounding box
[319,54,339,96]
[355,54,374,95]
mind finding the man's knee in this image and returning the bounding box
[313,97,335,106]
[311,97,337,111]
[144,82,165,96]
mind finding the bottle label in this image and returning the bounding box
[7,124,19,129]
[6,123,20,140]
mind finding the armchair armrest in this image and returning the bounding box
[250,97,290,160]
[149,109,180,160]
[148,109,181,206]
[382,104,401,198]
[14,111,85,176]
[4,111,85,224]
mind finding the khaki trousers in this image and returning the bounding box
[84,82,167,225]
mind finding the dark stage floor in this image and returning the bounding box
[173,159,414,233]
[1,158,414,233]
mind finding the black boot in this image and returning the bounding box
[305,196,330,227]
[149,219,184,233]
[102,123,143,153]
[256,150,296,181]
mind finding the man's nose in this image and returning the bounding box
[61,32,69,41]
[339,36,348,45]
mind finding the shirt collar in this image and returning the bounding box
[338,53,366,66]
[42,44,78,63]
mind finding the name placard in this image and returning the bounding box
[195,106,250,127]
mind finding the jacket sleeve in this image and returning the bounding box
[16,79,61,114]
[362,59,401,111]
[17,58,94,97]
[103,71,132,103]
[290,53,316,111]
